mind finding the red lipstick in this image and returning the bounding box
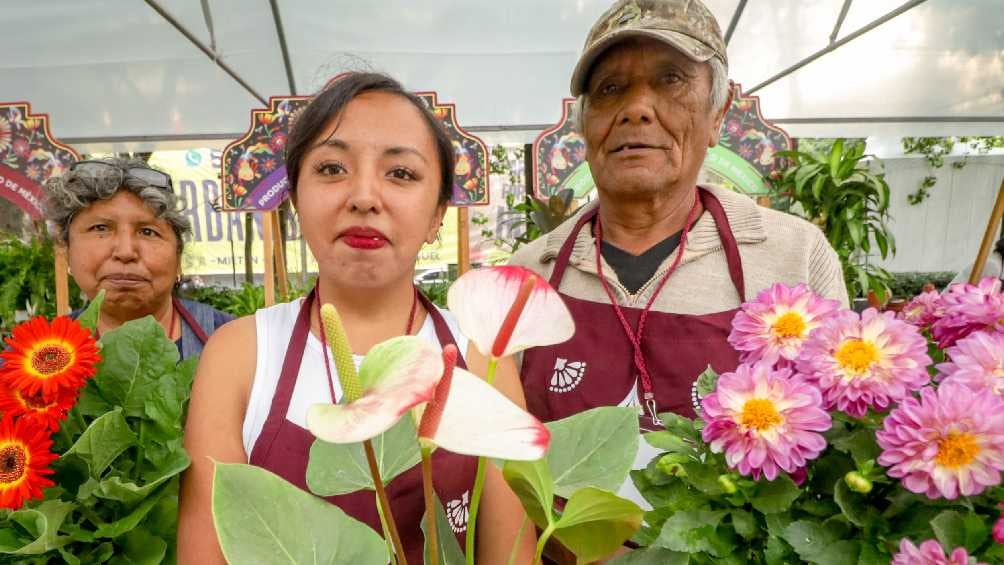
[339,226,388,250]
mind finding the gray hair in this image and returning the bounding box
[573,57,731,134]
[45,158,191,254]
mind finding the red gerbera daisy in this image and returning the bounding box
[0,416,56,509]
[0,316,100,397]
[0,385,77,432]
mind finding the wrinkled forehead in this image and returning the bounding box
[587,36,704,85]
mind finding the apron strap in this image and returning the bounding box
[698,187,746,303]
[417,291,469,371]
[172,296,211,345]
[248,289,315,465]
[549,207,600,288]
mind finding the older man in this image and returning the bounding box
[513,0,848,443]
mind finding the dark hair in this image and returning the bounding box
[284,72,455,205]
[995,238,1004,258]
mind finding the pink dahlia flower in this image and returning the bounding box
[728,283,840,368]
[891,539,987,565]
[876,383,1004,500]
[701,362,831,481]
[993,513,1004,544]
[937,331,1004,397]
[796,308,931,418]
[932,277,1004,348]
[899,290,945,327]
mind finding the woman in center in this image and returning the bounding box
[179,73,534,564]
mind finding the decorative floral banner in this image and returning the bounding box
[531,86,794,198]
[416,91,490,207]
[532,98,590,200]
[0,102,79,220]
[220,96,309,211]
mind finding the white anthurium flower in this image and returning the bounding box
[447,266,575,359]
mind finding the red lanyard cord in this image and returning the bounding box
[315,286,419,403]
[593,189,702,421]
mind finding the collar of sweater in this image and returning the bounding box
[534,184,767,272]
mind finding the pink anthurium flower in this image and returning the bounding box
[307,336,444,444]
[418,345,550,460]
[447,266,574,359]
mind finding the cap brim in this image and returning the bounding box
[569,28,718,96]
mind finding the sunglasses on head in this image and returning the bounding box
[70,160,174,192]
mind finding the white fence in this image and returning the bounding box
[874,154,1004,274]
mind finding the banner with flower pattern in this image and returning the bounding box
[0,102,79,220]
[415,91,490,207]
[220,96,309,211]
[532,86,794,199]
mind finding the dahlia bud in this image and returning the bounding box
[844,471,873,494]
[717,475,738,494]
[656,454,688,477]
[993,514,1004,545]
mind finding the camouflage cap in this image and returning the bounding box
[570,0,727,96]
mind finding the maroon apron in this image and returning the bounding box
[521,187,747,431]
[248,291,477,563]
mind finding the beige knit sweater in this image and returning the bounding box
[509,185,850,313]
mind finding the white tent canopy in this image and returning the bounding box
[5,0,1003,152]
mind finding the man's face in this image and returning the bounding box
[582,37,726,199]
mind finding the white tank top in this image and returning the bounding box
[242,298,470,457]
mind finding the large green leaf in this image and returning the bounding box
[95,451,189,506]
[108,527,167,565]
[93,317,181,418]
[306,416,421,496]
[545,406,638,498]
[94,481,176,539]
[782,520,860,565]
[652,509,729,556]
[551,487,644,563]
[0,500,74,555]
[213,462,388,565]
[608,547,689,565]
[502,458,555,528]
[76,290,104,332]
[423,494,465,565]
[749,474,801,514]
[62,408,136,478]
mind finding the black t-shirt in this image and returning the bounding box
[600,231,683,295]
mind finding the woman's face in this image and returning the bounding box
[67,190,180,316]
[294,91,446,290]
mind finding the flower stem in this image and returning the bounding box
[421,446,438,565]
[506,514,529,565]
[532,523,556,565]
[364,439,407,565]
[464,357,500,565]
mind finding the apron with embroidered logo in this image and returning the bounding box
[248,290,477,563]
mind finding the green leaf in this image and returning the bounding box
[962,513,989,553]
[731,509,758,540]
[306,416,421,496]
[62,408,136,478]
[833,479,877,528]
[680,461,726,496]
[0,500,73,555]
[212,462,388,565]
[93,317,181,418]
[931,510,987,554]
[545,406,639,498]
[652,509,728,556]
[93,481,175,539]
[95,451,189,506]
[829,139,845,178]
[423,494,465,565]
[831,428,881,467]
[654,412,699,441]
[108,528,166,565]
[782,520,860,564]
[608,547,689,565]
[502,458,555,529]
[76,290,104,332]
[643,431,693,454]
[694,366,719,398]
[551,487,644,563]
[811,175,827,200]
[749,474,801,514]
[857,543,888,565]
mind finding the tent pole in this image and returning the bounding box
[269,0,298,96]
[748,0,928,95]
[969,177,1004,284]
[830,0,854,44]
[143,0,267,105]
[724,0,747,46]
